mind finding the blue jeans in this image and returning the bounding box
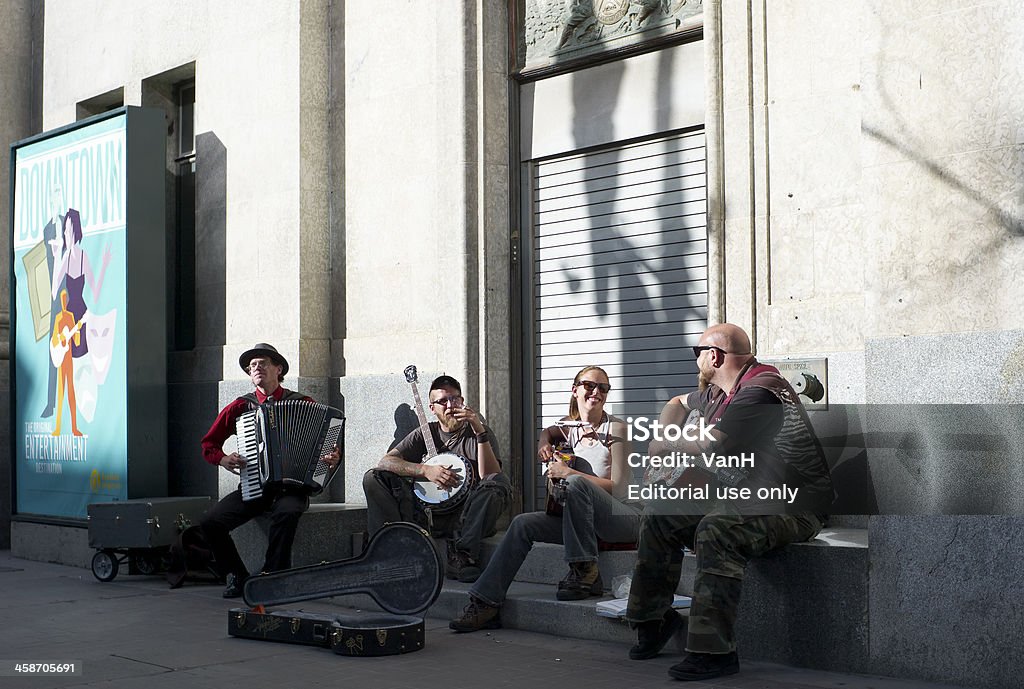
[470,474,641,606]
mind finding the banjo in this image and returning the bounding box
[403,365,475,514]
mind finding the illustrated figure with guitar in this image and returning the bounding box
[625,324,833,682]
[49,288,83,437]
[449,365,641,632]
[362,372,511,583]
[197,344,340,598]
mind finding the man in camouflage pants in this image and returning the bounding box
[626,324,832,681]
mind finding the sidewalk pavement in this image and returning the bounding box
[0,551,977,689]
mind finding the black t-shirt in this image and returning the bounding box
[690,386,782,447]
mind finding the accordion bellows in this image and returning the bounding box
[236,400,345,500]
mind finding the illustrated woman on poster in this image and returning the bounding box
[50,208,112,358]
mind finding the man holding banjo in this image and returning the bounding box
[362,374,512,582]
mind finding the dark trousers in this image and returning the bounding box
[362,468,511,559]
[626,510,822,654]
[199,487,309,579]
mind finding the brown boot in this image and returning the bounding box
[449,596,502,633]
[445,539,482,583]
[556,561,603,601]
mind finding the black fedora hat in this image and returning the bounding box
[239,343,289,376]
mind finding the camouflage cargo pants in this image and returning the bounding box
[625,510,822,654]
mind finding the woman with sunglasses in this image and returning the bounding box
[449,365,641,633]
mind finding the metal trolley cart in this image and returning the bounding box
[86,497,211,582]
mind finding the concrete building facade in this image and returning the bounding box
[1,2,1023,687]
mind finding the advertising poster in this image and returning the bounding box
[11,113,128,519]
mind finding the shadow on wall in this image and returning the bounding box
[862,125,1023,237]
[168,131,227,499]
[864,18,1024,241]
[561,50,703,427]
[812,404,1024,516]
[388,403,420,453]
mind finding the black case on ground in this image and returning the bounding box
[228,608,425,656]
[87,496,211,549]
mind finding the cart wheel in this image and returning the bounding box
[132,554,160,576]
[91,551,119,582]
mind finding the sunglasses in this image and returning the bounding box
[575,380,611,394]
[692,345,727,358]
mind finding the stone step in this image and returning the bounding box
[235,508,868,673]
[321,526,869,673]
[433,580,690,646]
[475,527,865,598]
[325,579,685,646]
[475,537,662,591]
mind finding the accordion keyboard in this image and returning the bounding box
[236,410,264,501]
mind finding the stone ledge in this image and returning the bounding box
[466,526,867,672]
[477,526,867,597]
[736,534,870,673]
[11,520,92,569]
[325,580,657,645]
[319,525,868,673]
[434,580,653,644]
[233,503,367,571]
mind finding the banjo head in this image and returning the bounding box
[413,453,472,507]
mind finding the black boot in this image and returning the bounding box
[629,608,682,660]
[668,651,739,681]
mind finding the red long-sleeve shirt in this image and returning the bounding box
[200,386,313,466]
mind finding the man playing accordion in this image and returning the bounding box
[199,343,340,598]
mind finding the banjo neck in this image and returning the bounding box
[404,365,439,459]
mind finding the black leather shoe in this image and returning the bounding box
[667,651,739,681]
[222,573,246,599]
[629,608,683,660]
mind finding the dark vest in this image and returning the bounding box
[709,361,835,514]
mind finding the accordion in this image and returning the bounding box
[236,400,345,501]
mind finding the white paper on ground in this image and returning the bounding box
[595,595,691,619]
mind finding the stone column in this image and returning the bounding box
[0,0,37,549]
[337,0,511,506]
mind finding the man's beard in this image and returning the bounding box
[437,416,463,433]
[698,368,712,392]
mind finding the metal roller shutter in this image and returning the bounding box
[528,129,708,508]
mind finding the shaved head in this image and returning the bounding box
[702,323,751,355]
[695,323,755,390]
